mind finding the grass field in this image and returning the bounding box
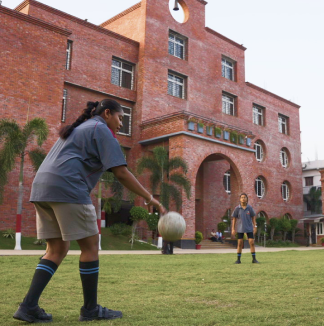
[0,228,158,251]
[1,250,324,326]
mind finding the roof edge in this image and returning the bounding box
[246,82,300,109]
[1,4,71,36]
[100,2,141,28]
[14,0,139,47]
[205,27,246,51]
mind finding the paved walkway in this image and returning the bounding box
[1,246,323,256]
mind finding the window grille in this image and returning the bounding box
[66,40,73,70]
[118,106,132,136]
[253,105,264,125]
[111,58,134,90]
[255,177,265,199]
[169,32,185,59]
[222,58,234,80]
[168,72,185,99]
[254,141,264,162]
[61,89,67,122]
[223,171,231,194]
[222,94,235,116]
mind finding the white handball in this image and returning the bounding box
[158,212,186,242]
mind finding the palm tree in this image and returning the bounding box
[304,186,322,214]
[0,118,49,249]
[137,146,191,210]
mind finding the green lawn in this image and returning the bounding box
[0,228,158,251]
[1,250,324,325]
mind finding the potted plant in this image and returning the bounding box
[238,134,245,145]
[197,122,204,134]
[195,231,203,249]
[188,119,196,131]
[321,238,324,246]
[206,125,213,136]
[230,131,238,144]
[215,127,222,138]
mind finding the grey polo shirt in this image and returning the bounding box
[30,116,127,204]
[232,204,256,233]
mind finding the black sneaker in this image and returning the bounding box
[252,259,260,264]
[13,303,52,323]
[234,260,241,264]
[79,305,122,321]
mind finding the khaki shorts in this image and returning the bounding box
[34,202,99,241]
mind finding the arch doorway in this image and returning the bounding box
[194,153,242,239]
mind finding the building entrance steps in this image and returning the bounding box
[199,239,236,249]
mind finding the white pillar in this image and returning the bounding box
[14,232,22,250]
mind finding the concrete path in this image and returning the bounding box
[1,246,323,256]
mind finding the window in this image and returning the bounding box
[222,93,235,116]
[280,148,289,168]
[222,57,234,81]
[278,114,289,134]
[168,72,186,99]
[316,223,323,235]
[118,107,132,136]
[111,58,134,90]
[253,105,264,126]
[305,177,314,186]
[223,171,231,194]
[66,40,73,70]
[254,141,264,162]
[283,213,292,220]
[169,31,186,60]
[257,211,267,219]
[281,182,290,201]
[255,177,265,199]
[61,89,67,122]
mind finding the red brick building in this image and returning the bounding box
[0,0,303,248]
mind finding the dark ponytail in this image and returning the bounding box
[59,101,99,139]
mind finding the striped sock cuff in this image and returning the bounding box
[237,253,241,257]
[79,260,99,275]
[252,252,256,256]
[36,259,58,276]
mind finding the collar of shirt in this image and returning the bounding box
[239,204,249,210]
[93,116,116,138]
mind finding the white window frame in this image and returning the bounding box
[316,223,324,235]
[168,72,185,99]
[278,114,288,134]
[169,31,186,60]
[222,57,234,81]
[254,141,264,162]
[255,177,265,199]
[66,40,73,70]
[253,105,264,126]
[223,171,231,194]
[111,58,135,90]
[281,182,290,202]
[61,89,67,122]
[118,106,132,136]
[280,148,289,168]
[222,93,235,116]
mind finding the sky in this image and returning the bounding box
[2,0,324,162]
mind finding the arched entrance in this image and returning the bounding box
[194,153,242,239]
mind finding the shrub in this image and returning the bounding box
[217,222,227,233]
[110,223,132,236]
[230,131,238,144]
[130,206,149,222]
[215,127,222,137]
[33,239,46,246]
[195,231,203,244]
[2,229,15,239]
[145,212,159,231]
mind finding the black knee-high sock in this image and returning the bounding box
[252,252,256,260]
[79,260,99,311]
[23,259,58,308]
[237,253,241,261]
